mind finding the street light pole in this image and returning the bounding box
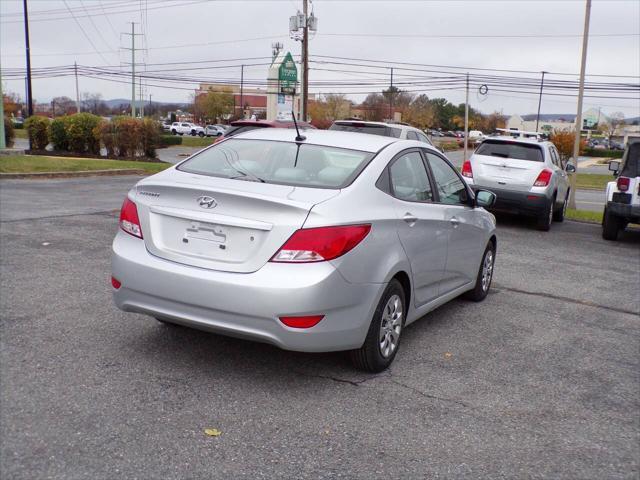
[535,71,546,132]
[301,0,309,121]
[569,0,591,210]
[23,0,33,149]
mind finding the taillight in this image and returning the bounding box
[111,276,121,289]
[279,315,325,328]
[271,224,371,263]
[617,176,630,192]
[461,160,473,178]
[119,197,143,238]
[533,169,553,187]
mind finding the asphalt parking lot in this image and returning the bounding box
[1,176,638,479]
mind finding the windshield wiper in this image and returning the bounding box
[229,171,265,182]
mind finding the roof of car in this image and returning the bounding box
[229,127,399,153]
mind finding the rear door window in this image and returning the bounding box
[389,151,433,202]
[406,131,419,141]
[476,140,544,162]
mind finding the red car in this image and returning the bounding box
[215,119,316,143]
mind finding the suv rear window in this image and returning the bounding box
[620,141,639,178]
[177,139,374,189]
[476,140,544,162]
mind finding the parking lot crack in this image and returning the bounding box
[388,378,472,408]
[495,284,639,317]
[293,371,384,387]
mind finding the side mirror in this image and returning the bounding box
[475,190,496,208]
[609,160,620,174]
[565,163,576,173]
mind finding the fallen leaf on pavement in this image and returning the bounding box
[204,428,222,437]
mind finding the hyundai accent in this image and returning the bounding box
[112,128,497,371]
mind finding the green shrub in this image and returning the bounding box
[158,135,182,147]
[24,115,50,150]
[95,120,116,157]
[112,116,139,158]
[4,116,15,148]
[48,116,70,151]
[66,113,101,154]
[140,118,160,158]
[583,148,623,159]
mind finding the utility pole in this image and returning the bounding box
[139,76,144,117]
[23,0,33,149]
[122,23,141,118]
[464,73,470,162]
[535,71,546,132]
[240,64,244,119]
[0,64,5,149]
[301,0,309,121]
[74,62,81,113]
[389,67,394,121]
[569,0,591,210]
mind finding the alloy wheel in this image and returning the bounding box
[379,294,403,358]
[481,250,494,292]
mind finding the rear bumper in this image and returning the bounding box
[607,201,640,221]
[471,185,551,216]
[111,231,384,352]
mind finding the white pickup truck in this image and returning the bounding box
[170,122,205,137]
[602,139,640,240]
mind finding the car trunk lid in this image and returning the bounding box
[134,171,339,273]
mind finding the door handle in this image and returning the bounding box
[403,213,418,226]
[450,217,460,227]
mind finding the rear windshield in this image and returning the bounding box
[329,123,401,138]
[476,140,544,162]
[177,139,375,189]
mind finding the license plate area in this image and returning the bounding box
[150,213,265,264]
[612,192,632,204]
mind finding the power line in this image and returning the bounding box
[61,0,112,65]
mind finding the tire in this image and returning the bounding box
[191,130,196,136]
[602,207,622,241]
[198,131,205,137]
[536,196,554,231]
[553,192,568,222]
[350,279,405,373]
[171,129,177,135]
[464,242,496,302]
[179,132,183,136]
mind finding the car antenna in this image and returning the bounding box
[292,110,306,142]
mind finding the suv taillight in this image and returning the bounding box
[617,176,630,192]
[533,169,553,187]
[119,198,143,238]
[270,225,371,263]
[461,160,473,178]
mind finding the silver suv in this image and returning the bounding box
[329,120,434,146]
[463,136,575,231]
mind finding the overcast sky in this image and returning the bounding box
[1,0,639,117]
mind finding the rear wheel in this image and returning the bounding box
[198,131,205,137]
[350,279,405,373]
[554,192,568,222]
[536,196,554,231]
[464,242,495,302]
[171,129,177,135]
[602,207,622,241]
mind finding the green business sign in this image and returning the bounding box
[278,52,297,94]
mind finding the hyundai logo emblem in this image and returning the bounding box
[197,196,217,209]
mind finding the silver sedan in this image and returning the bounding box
[111,128,498,371]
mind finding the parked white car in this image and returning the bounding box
[329,120,434,146]
[171,122,205,137]
[602,139,640,240]
[462,134,575,231]
[204,125,225,137]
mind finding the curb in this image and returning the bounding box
[0,169,147,179]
